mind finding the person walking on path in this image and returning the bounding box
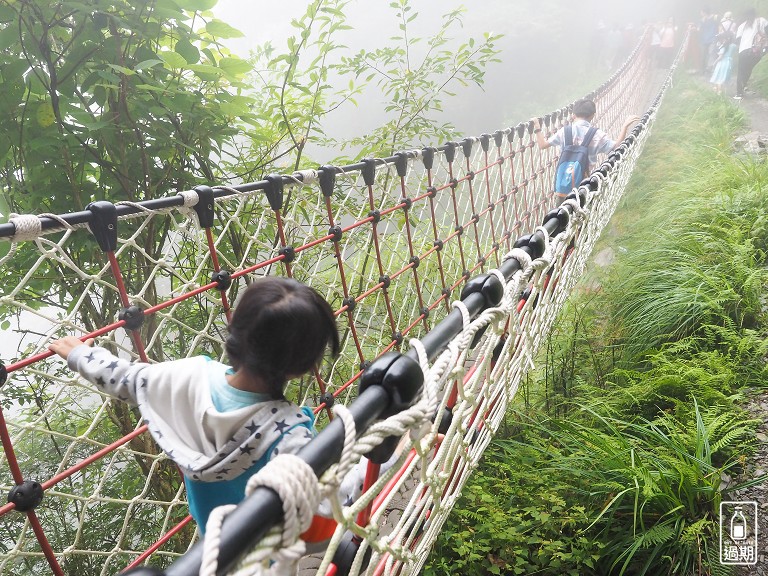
[659,18,677,67]
[711,32,738,95]
[734,8,768,99]
[720,10,736,36]
[650,21,663,67]
[699,8,719,73]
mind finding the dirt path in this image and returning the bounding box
[738,94,768,134]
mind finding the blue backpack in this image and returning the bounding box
[554,124,597,195]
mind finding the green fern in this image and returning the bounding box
[427,76,761,576]
[637,522,677,548]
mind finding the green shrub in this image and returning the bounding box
[424,441,605,576]
[526,402,753,575]
[426,399,757,576]
[598,327,768,421]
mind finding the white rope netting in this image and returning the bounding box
[0,31,679,576]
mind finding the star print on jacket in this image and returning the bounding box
[274,419,290,433]
[66,345,314,483]
[65,344,389,530]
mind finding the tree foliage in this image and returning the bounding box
[335,1,501,157]
[0,0,502,570]
[0,0,257,212]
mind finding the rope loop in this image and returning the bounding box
[290,169,319,186]
[200,454,319,576]
[0,241,17,267]
[178,190,199,207]
[533,225,551,249]
[200,504,237,576]
[502,247,533,272]
[247,454,319,543]
[41,212,77,231]
[408,338,429,373]
[114,200,156,215]
[562,196,586,221]
[488,269,507,293]
[212,185,242,197]
[9,214,42,242]
[330,404,358,482]
[450,300,471,331]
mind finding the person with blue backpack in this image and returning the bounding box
[533,99,640,205]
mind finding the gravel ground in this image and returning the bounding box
[731,87,768,576]
[732,391,768,576]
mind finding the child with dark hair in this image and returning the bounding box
[49,276,349,534]
[532,99,640,205]
[224,276,339,399]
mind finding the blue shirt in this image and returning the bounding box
[184,359,315,531]
[207,360,273,411]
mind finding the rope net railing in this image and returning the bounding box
[0,30,679,575]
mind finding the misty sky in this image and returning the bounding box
[212,0,715,148]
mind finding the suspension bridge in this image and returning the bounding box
[0,30,683,576]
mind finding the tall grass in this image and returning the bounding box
[614,84,744,227]
[426,71,768,576]
[601,76,767,361]
[610,212,766,358]
[500,400,757,576]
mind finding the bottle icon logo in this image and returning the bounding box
[720,501,758,565]
[730,506,746,541]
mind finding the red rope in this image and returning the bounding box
[482,148,501,268]
[324,196,366,366]
[107,251,149,363]
[0,404,65,574]
[122,514,194,571]
[425,169,451,312]
[0,408,25,488]
[354,461,381,528]
[365,182,398,339]
[28,510,65,576]
[446,159,469,279]
[399,176,428,331]
[462,154,484,268]
[274,209,293,278]
[205,228,232,323]
[0,35,656,569]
